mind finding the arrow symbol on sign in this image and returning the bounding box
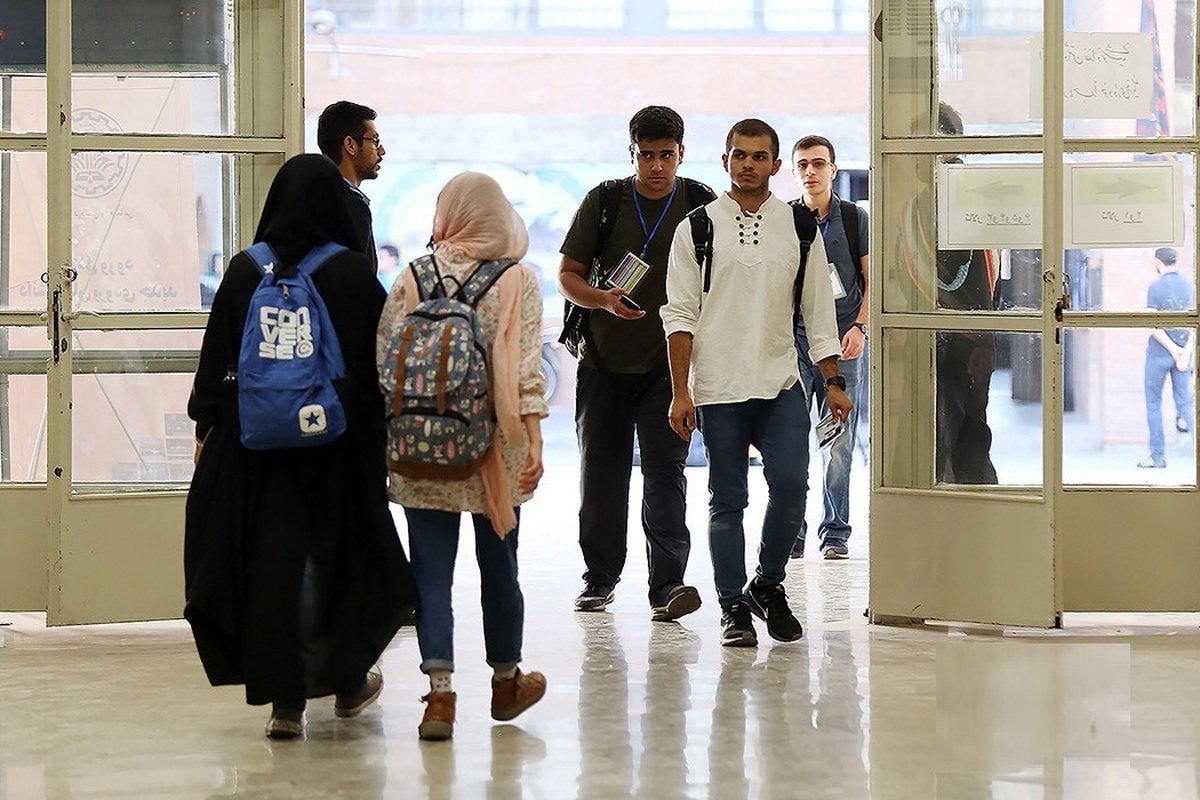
[1093,178,1157,200]
[965,180,1026,202]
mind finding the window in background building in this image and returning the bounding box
[666,0,754,31]
[539,0,624,30]
[764,0,872,33]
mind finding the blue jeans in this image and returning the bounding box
[1145,346,1195,459]
[404,506,524,674]
[796,354,861,547]
[697,383,811,610]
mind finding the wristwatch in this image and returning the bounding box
[851,322,868,336]
[825,375,848,390]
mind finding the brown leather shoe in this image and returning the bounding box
[490,669,547,722]
[418,691,456,740]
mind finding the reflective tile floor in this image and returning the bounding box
[5,469,1200,798]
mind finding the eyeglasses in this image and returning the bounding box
[794,159,831,171]
[354,135,382,148]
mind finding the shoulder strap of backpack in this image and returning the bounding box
[460,258,519,307]
[594,178,625,257]
[408,254,443,302]
[792,201,818,314]
[680,177,718,209]
[243,242,277,275]
[294,242,349,277]
[840,198,862,274]
[687,205,715,294]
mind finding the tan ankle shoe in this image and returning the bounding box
[418,691,456,740]
[490,669,547,722]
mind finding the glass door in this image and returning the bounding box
[870,0,1200,626]
[0,0,300,624]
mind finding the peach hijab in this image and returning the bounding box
[407,171,529,536]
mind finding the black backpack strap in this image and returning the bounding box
[459,258,519,307]
[680,177,718,209]
[408,254,442,301]
[687,205,714,294]
[840,198,863,287]
[792,201,819,321]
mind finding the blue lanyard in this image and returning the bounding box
[820,218,831,238]
[631,177,678,257]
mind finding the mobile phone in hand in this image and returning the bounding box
[619,295,643,312]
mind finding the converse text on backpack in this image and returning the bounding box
[237,241,349,450]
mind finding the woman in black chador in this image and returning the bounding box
[185,153,415,739]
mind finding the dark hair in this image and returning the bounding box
[379,244,400,259]
[316,100,377,162]
[725,118,780,161]
[937,102,963,136]
[629,106,685,145]
[792,135,836,164]
[1155,247,1178,266]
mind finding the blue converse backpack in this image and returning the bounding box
[379,253,516,479]
[236,241,348,450]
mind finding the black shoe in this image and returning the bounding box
[745,581,804,642]
[651,585,702,622]
[574,583,615,612]
[789,537,805,559]
[1178,415,1190,433]
[720,601,758,647]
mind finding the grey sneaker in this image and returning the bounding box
[745,581,804,642]
[651,585,702,622]
[574,583,615,612]
[265,704,305,739]
[821,541,849,560]
[335,666,383,718]
[720,601,758,647]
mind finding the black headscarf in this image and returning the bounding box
[253,153,363,269]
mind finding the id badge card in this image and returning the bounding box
[606,251,651,294]
[828,262,847,300]
[815,413,845,449]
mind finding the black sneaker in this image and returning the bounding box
[651,585,702,622]
[789,537,805,559]
[574,583,615,612]
[720,601,758,647]
[745,581,804,642]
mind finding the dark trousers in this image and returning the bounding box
[575,363,690,607]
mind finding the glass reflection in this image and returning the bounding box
[576,615,632,799]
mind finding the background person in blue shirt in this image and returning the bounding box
[1140,246,1195,468]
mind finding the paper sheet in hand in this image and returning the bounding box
[606,251,651,294]
[816,413,845,449]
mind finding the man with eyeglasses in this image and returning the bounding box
[788,135,870,560]
[557,105,714,622]
[317,100,386,271]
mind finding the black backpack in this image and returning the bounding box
[559,176,717,369]
[687,201,819,321]
[790,197,863,291]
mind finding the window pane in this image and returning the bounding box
[667,0,753,30]
[70,1,235,136]
[881,329,1044,489]
[0,370,47,483]
[1063,328,1196,486]
[70,152,233,311]
[0,76,47,134]
[70,371,195,483]
[1,151,48,311]
[1063,0,1196,138]
[464,0,534,31]
[539,0,624,29]
[765,0,834,32]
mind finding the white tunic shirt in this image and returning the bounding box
[661,192,841,406]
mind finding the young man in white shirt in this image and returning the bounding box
[662,119,852,647]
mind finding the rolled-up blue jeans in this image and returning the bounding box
[403,506,523,674]
[797,354,861,547]
[697,383,811,610]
